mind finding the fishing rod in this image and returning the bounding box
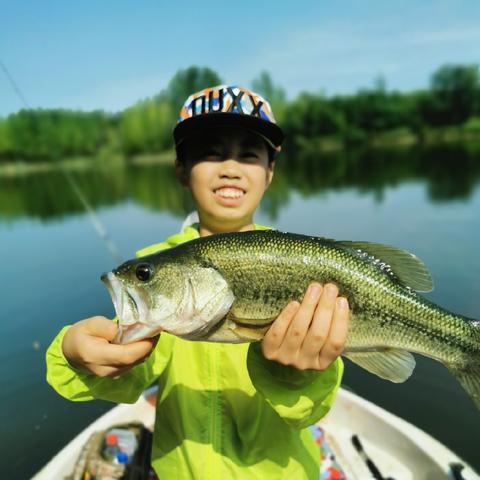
[1,58,124,264]
[0,60,31,109]
[60,164,123,263]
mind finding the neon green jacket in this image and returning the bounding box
[46,224,344,479]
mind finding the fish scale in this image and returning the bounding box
[103,230,480,409]
[195,233,473,356]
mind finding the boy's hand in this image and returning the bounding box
[261,283,349,371]
[62,316,159,378]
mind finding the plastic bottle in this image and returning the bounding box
[115,451,129,465]
[109,428,138,458]
[103,433,120,462]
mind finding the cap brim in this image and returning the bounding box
[173,112,284,149]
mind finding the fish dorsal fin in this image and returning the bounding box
[338,241,434,292]
[344,349,416,383]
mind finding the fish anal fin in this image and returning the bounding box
[344,348,416,383]
[338,241,434,292]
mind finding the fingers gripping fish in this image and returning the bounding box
[101,230,480,409]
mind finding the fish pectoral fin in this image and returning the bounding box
[233,325,270,341]
[338,241,434,292]
[344,348,416,383]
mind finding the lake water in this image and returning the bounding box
[1,143,480,478]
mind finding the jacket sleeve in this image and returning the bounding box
[46,326,174,404]
[246,342,343,429]
[46,240,179,404]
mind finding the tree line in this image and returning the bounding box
[0,64,479,162]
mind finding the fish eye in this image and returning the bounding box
[135,263,153,282]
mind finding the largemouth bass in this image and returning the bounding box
[101,230,480,408]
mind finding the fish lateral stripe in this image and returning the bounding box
[103,229,480,409]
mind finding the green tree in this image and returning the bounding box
[9,108,110,160]
[332,82,410,135]
[120,94,175,155]
[285,92,344,137]
[421,64,480,125]
[251,71,287,123]
[166,66,222,111]
[0,118,11,159]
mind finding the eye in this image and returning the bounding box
[242,151,259,160]
[204,149,221,158]
[136,263,154,282]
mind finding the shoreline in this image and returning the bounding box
[1,129,480,178]
[0,151,176,177]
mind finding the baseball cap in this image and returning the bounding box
[173,85,284,150]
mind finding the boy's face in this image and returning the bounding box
[176,126,275,232]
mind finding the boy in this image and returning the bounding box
[46,85,349,479]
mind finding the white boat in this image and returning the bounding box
[320,389,478,479]
[34,387,479,480]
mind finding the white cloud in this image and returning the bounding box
[408,27,480,46]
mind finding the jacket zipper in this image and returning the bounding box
[207,346,221,479]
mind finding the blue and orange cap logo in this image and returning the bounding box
[177,85,277,124]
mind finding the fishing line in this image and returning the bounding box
[60,165,123,263]
[1,57,124,264]
[0,59,31,109]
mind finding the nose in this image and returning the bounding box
[219,158,241,179]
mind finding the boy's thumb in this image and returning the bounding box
[84,316,118,341]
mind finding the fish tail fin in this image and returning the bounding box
[449,321,480,409]
[449,364,480,409]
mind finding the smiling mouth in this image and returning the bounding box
[214,187,245,199]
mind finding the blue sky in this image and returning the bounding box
[1,0,479,116]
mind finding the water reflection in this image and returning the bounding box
[1,142,480,222]
[281,142,480,203]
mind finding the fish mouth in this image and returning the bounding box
[101,272,149,326]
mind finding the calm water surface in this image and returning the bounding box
[1,145,480,478]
